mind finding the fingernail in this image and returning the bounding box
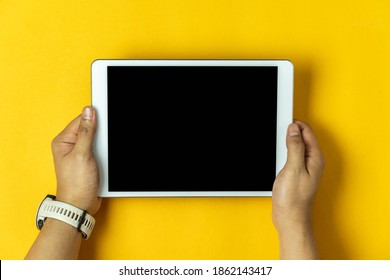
[82,107,92,120]
[289,124,300,136]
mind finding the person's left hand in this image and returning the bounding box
[51,106,101,215]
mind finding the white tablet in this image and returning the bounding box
[91,59,293,197]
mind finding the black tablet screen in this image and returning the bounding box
[107,66,277,192]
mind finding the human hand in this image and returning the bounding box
[51,106,101,215]
[272,120,325,233]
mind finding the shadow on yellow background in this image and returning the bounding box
[1,1,389,260]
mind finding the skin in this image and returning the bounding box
[25,107,324,260]
[25,106,101,259]
[272,120,325,259]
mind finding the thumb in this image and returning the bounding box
[284,122,305,169]
[74,106,97,155]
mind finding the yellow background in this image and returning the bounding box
[1,0,389,260]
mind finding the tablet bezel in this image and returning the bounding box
[91,59,294,197]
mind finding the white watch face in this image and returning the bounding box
[36,195,55,229]
[35,195,95,239]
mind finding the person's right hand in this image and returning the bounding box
[272,120,325,237]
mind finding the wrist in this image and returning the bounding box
[55,196,88,211]
[273,211,313,235]
[36,194,95,240]
[276,220,319,260]
[55,192,95,214]
[55,186,101,215]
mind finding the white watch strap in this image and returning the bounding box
[38,198,95,240]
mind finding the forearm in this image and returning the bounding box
[277,222,319,260]
[25,218,82,260]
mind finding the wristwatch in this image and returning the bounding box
[36,194,95,240]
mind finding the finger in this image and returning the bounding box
[295,120,325,172]
[51,114,82,154]
[284,122,306,169]
[74,106,97,156]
